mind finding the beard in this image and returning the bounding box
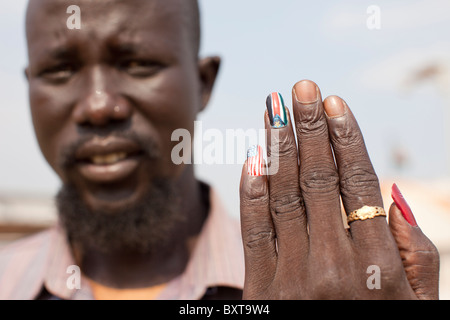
[56,179,184,254]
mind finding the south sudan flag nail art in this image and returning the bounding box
[266,92,288,128]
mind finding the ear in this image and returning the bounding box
[24,67,30,81]
[198,56,221,112]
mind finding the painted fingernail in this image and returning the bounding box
[293,80,318,104]
[391,183,418,227]
[247,145,264,176]
[266,92,288,128]
[323,95,346,118]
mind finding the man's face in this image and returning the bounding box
[26,0,211,213]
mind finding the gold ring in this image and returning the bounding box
[347,205,386,223]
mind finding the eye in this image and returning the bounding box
[119,59,165,78]
[39,63,76,83]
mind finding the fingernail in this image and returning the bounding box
[266,92,288,128]
[323,96,346,118]
[391,183,418,227]
[247,145,264,176]
[293,80,319,104]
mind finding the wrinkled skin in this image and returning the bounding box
[25,0,439,297]
[240,80,439,299]
[25,0,220,287]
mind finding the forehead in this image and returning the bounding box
[26,0,189,56]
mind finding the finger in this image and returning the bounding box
[389,185,440,300]
[239,149,277,291]
[265,92,308,261]
[323,96,393,249]
[292,80,349,248]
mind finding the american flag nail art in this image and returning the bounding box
[266,92,288,128]
[247,145,264,176]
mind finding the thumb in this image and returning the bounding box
[389,183,440,300]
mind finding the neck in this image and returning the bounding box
[76,167,208,288]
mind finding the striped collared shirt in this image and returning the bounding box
[0,188,244,300]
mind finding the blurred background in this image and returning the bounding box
[1,0,449,298]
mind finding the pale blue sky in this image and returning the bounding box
[0,0,449,216]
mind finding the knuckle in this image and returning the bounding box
[244,225,275,250]
[295,104,327,136]
[268,144,296,162]
[331,124,364,148]
[240,184,268,202]
[270,196,305,223]
[425,245,440,264]
[270,195,304,215]
[300,166,339,196]
[296,119,328,139]
[241,193,269,207]
[339,166,380,197]
[268,132,297,158]
[406,243,440,267]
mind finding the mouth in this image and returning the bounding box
[74,137,145,184]
[90,152,132,165]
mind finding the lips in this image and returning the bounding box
[74,137,144,183]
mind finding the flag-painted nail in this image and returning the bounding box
[266,92,288,128]
[247,145,264,176]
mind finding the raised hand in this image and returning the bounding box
[240,80,439,299]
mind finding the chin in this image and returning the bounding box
[80,181,150,214]
[56,177,183,253]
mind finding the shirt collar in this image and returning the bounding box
[157,187,245,299]
[43,224,94,300]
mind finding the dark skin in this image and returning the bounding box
[25,0,220,288]
[240,80,439,299]
[25,0,439,297]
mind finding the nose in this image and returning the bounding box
[72,67,132,126]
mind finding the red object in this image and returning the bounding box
[271,92,281,118]
[247,145,264,176]
[391,183,418,227]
